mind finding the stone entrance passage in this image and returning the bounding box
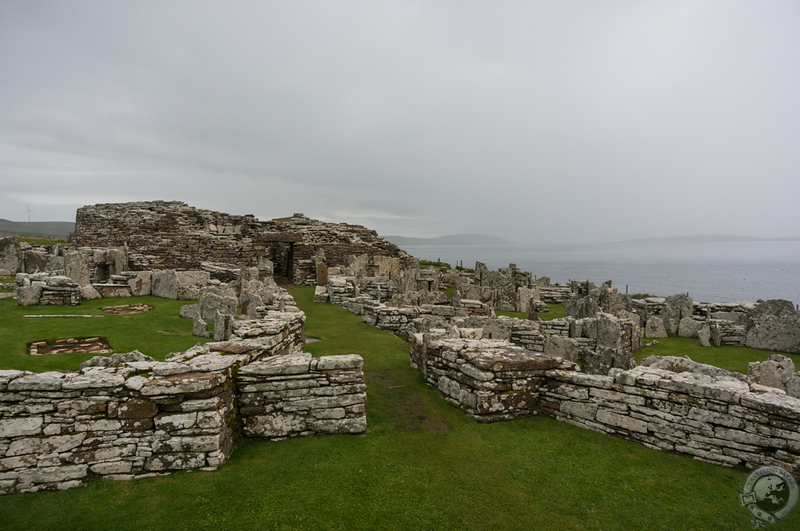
[28,337,113,356]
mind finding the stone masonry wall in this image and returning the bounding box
[238,353,367,439]
[0,311,367,495]
[0,359,239,494]
[71,201,414,285]
[411,335,800,475]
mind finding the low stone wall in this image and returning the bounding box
[0,310,367,495]
[0,359,239,494]
[238,353,367,439]
[362,304,457,333]
[409,334,575,422]
[546,365,800,474]
[411,334,800,474]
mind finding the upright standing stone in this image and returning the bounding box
[64,251,91,286]
[0,237,22,274]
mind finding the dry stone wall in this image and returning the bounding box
[0,307,367,495]
[411,335,800,474]
[238,353,367,439]
[71,201,413,285]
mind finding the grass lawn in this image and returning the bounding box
[635,335,800,374]
[497,303,566,321]
[0,288,797,529]
[0,296,208,372]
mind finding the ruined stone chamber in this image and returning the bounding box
[70,201,415,285]
[0,302,367,496]
[410,333,800,475]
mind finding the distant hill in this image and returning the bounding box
[385,233,513,246]
[0,220,74,240]
[618,234,800,244]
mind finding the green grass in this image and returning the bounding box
[19,237,69,246]
[1,288,797,529]
[0,277,13,293]
[0,296,207,372]
[497,303,566,321]
[636,335,800,374]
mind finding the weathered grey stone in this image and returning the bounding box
[80,284,102,300]
[64,251,91,286]
[90,461,133,475]
[641,355,748,382]
[313,285,329,304]
[145,453,206,471]
[312,355,363,371]
[581,347,635,376]
[561,401,598,420]
[151,269,178,299]
[645,316,667,338]
[176,271,211,300]
[244,412,306,437]
[0,416,43,437]
[17,465,88,484]
[8,372,65,391]
[786,374,800,399]
[63,371,126,390]
[698,325,712,347]
[193,314,210,337]
[140,372,226,396]
[748,354,796,392]
[596,409,648,433]
[128,271,152,296]
[16,284,43,306]
[664,294,693,334]
[564,296,601,319]
[213,311,233,341]
[543,336,582,362]
[240,354,311,377]
[745,299,800,354]
[677,317,704,338]
[199,292,237,322]
[0,237,22,273]
[8,434,86,456]
[179,303,199,319]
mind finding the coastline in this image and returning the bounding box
[400,240,800,305]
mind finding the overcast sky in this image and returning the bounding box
[1,1,799,243]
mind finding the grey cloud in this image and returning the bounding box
[1,1,799,242]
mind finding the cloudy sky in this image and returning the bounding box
[1,1,799,243]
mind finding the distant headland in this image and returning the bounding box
[617,234,800,244]
[384,233,513,246]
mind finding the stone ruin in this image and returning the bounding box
[0,285,367,495]
[1,213,376,494]
[70,201,415,285]
[409,331,800,474]
[312,257,800,475]
[562,282,800,354]
[4,201,800,493]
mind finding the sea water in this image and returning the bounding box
[399,240,800,305]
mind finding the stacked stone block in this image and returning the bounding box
[71,202,414,285]
[409,335,575,422]
[238,354,367,439]
[0,362,237,494]
[0,306,366,495]
[411,335,800,474]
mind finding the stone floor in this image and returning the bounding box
[28,337,113,356]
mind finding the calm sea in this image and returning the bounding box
[400,240,800,305]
